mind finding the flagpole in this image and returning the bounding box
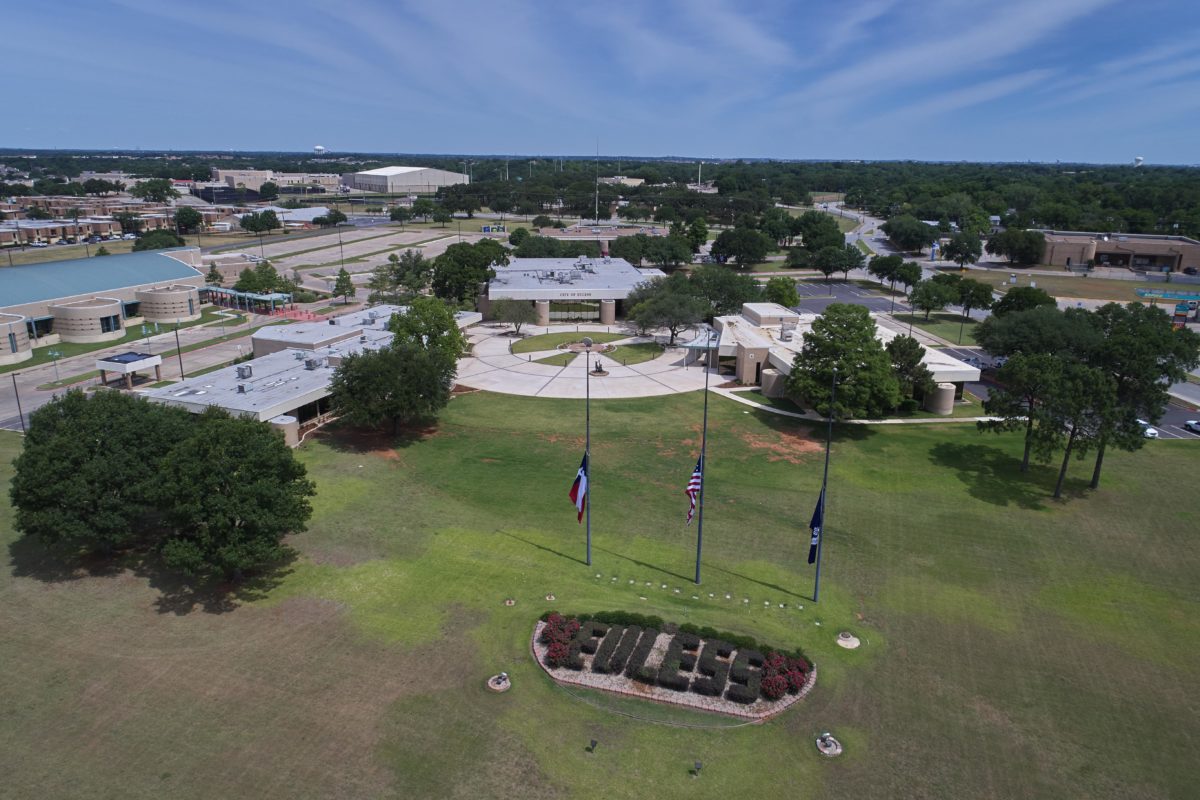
[813,367,837,604]
[694,335,713,585]
[584,337,592,566]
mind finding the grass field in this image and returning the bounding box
[0,391,1197,799]
[892,312,981,345]
[609,342,664,365]
[533,351,578,367]
[970,271,1169,302]
[511,331,627,354]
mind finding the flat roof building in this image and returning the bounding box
[0,248,205,364]
[483,256,664,325]
[342,166,469,194]
[1039,230,1200,273]
[706,302,981,404]
[143,304,482,442]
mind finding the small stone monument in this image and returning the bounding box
[836,631,861,650]
[816,732,843,757]
[486,672,511,693]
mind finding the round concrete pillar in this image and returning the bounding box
[534,300,550,326]
[924,383,956,415]
[599,299,616,324]
[269,414,300,448]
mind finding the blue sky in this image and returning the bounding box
[6,0,1200,163]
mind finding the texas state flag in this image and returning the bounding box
[568,453,588,523]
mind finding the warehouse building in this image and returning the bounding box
[0,248,204,365]
[1040,230,1200,273]
[341,166,469,193]
[481,256,665,324]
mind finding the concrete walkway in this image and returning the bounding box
[712,386,999,425]
[457,324,710,398]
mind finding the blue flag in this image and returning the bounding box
[807,489,824,565]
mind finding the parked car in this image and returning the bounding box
[121,233,138,240]
[992,355,1008,368]
[54,238,68,245]
[30,241,49,248]
[86,235,101,244]
[1136,419,1159,439]
[1184,420,1200,434]
[1184,267,1198,276]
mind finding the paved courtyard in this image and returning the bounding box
[457,324,711,398]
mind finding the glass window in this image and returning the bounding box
[100,314,122,333]
[7,332,15,353]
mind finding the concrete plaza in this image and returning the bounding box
[458,324,712,398]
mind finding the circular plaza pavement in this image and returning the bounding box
[457,324,711,399]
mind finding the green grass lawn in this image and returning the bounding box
[970,271,1170,302]
[855,239,873,255]
[533,351,578,367]
[891,312,981,345]
[1,309,247,376]
[0,391,1197,798]
[732,389,806,414]
[609,342,663,365]
[510,331,627,354]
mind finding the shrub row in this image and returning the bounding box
[591,625,625,673]
[572,620,609,655]
[691,640,730,697]
[625,628,660,683]
[657,635,691,692]
[725,649,764,704]
[603,625,642,674]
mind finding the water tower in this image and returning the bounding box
[313,145,327,156]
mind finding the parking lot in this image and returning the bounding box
[793,280,907,314]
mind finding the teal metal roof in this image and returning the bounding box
[0,248,202,309]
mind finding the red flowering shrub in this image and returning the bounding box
[760,674,789,700]
[787,655,810,674]
[785,669,807,693]
[546,641,570,667]
[539,613,565,644]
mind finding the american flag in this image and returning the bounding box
[685,456,703,525]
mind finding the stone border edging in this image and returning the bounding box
[529,621,816,723]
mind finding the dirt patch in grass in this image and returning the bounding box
[537,432,586,448]
[738,427,822,463]
[452,384,482,395]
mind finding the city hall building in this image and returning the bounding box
[0,248,205,365]
[481,256,665,325]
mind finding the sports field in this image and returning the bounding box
[0,391,1196,798]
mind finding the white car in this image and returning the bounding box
[122,233,138,240]
[1136,419,1158,439]
[1184,420,1200,434]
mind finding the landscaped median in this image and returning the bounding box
[510,331,627,354]
[532,610,815,720]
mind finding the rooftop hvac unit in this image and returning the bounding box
[304,358,318,370]
[328,318,337,325]
[367,310,378,321]
[359,335,368,343]
[235,365,253,379]
[236,384,248,394]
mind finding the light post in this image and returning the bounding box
[583,336,593,566]
[47,349,62,384]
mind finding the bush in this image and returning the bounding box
[897,398,920,415]
[591,625,625,673]
[292,290,318,304]
[624,627,659,680]
[546,641,571,668]
[679,652,697,672]
[761,674,789,701]
[606,625,642,674]
[725,683,759,704]
[574,620,609,654]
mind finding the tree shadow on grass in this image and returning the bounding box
[138,552,297,616]
[703,564,807,600]
[927,441,1054,510]
[8,535,127,583]
[317,419,439,453]
[8,536,295,615]
[501,531,587,566]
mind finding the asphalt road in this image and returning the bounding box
[793,279,910,314]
